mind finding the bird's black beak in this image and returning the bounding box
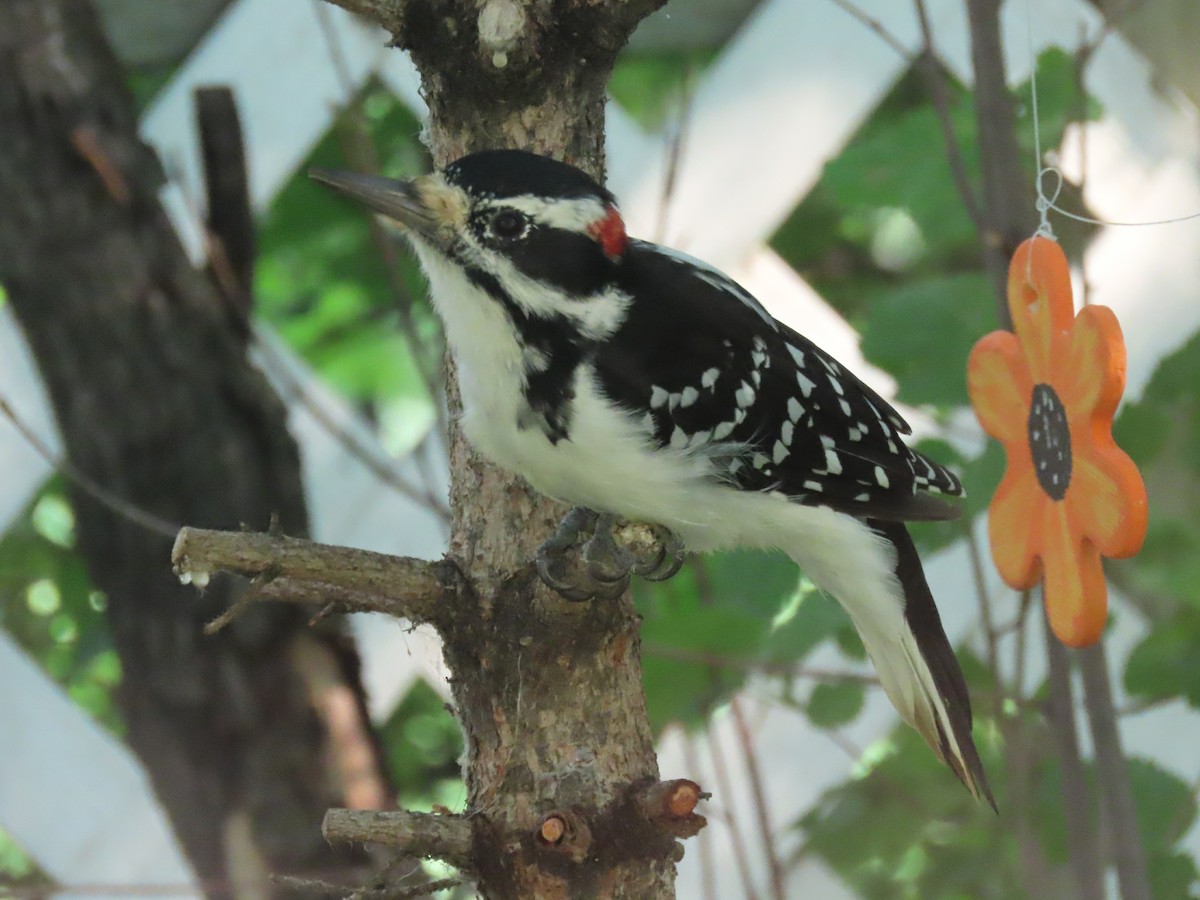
[308,168,440,239]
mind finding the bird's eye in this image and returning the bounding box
[488,209,528,241]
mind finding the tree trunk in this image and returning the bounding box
[322,1,682,896]
[0,1,384,894]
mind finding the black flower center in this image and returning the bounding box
[1028,383,1072,501]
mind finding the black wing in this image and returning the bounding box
[594,241,961,522]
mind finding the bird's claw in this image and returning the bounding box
[535,507,685,601]
[631,522,686,582]
[582,514,634,599]
[536,507,600,601]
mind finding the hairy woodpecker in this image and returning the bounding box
[312,150,993,805]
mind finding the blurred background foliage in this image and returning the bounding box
[2,29,1198,900]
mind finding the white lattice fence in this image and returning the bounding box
[2,0,1198,895]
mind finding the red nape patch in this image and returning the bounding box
[588,206,628,259]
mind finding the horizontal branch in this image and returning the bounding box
[172,526,455,626]
[322,809,473,870]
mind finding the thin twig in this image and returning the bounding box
[682,731,717,900]
[1078,642,1152,900]
[1043,608,1104,900]
[317,3,451,455]
[963,519,1000,707]
[965,0,1034,315]
[1072,21,1093,308]
[1003,698,1052,896]
[913,0,986,232]
[1013,589,1032,699]
[652,61,697,244]
[643,641,879,684]
[272,873,463,898]
[827,0,911,57]
[0,394,179,539]
[705,725,760,900]
[164,113,450,521]
[251,328,449,518]
[730,696,785,900]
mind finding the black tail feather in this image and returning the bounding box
[869,519,996,810]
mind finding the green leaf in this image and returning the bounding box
[1127,757,1197,851]
[377,679,464,807]
[766,587,851,662]
[609,49,718,130]
[807,681,866,728]
[1124,614,1200,708]
[637,550,803,728]
[821,94,979,255]
[1147,852,1198,900]
[254,83,436,409]
[796,711,1016,899]
[859,272,994,408]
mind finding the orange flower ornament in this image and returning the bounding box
[967,237,1147,647]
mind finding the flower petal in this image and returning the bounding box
[1068,445,1148,559]
[1054,304,1126,420]
[987,462,1044,590]
[1008,238,1075,384]
[968,331,1032,444]
[1042,503,1108,647]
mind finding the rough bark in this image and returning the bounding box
[328,1,682,896]
[0,1,384,894]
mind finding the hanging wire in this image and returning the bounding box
[1024,0,1200,238]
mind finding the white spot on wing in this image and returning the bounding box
[650,386,668,409]
[797,372,816,398]
[875,466,890,488]
[780,421,793,445]
[713,421,735,440]
[773,440,788,464]
[736,382,756,408]
[788,398,803,421]
[787,345,806,368]
[670,427,688,449]
[824,448,842,475]
[680,386,699,408]
[701,368,720,390]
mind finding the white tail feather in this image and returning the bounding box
[784,514,990,804]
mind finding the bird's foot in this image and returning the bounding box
[536,507,686,601]
[630,522,686,582]
[535,506,601,601]
[581,513,634,599]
